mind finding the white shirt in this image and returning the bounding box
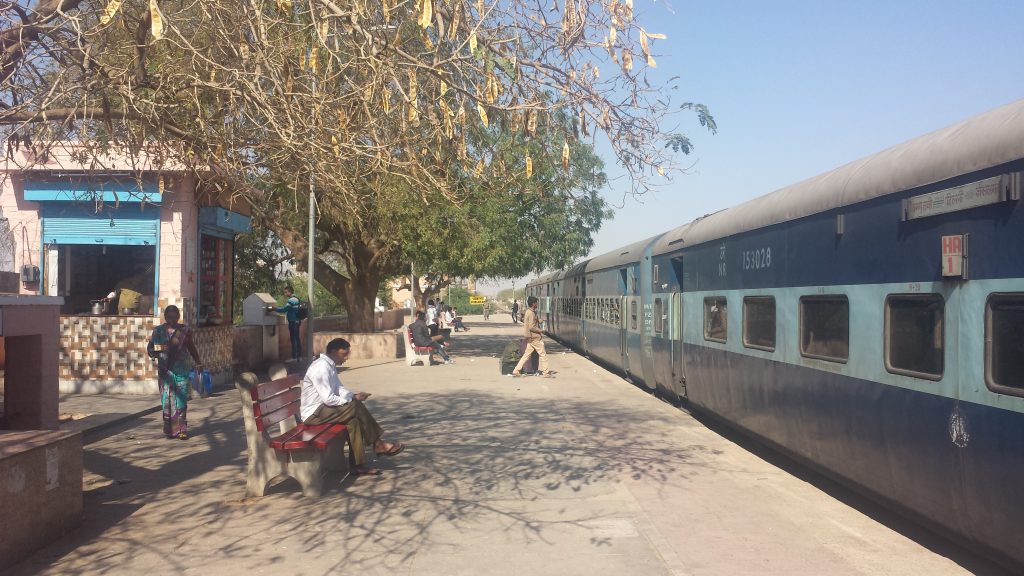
[425,305,437,326]
[300,354,355,422]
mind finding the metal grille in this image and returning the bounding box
[0,214,15,272]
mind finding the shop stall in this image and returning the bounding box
[1,145,249,394]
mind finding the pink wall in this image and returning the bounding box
[157,175,197,309]
[0,146,197,309]
[1,298,63,429]
[0,178,42,295]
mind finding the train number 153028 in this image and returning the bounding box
[742,247,772,270]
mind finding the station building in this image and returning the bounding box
[0,144,250,393]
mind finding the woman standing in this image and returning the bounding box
[147,305,203,439]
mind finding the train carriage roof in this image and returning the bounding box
[585,234,662,273]
[529,271,560,286]
[677,98,1024,248]
[651,222,696,257]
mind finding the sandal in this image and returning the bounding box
[375,442,405,457]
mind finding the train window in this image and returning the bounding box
[631,300,638,330]
[704,297,728,343]
[654,298,664,334]
[800,296,849,363]
[743,296,776,351]
[885,294,944,380]
[985,294,1024,397]
[653,265,660,285]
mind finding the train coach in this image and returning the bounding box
[528,99,1024,569]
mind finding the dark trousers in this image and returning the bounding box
[304,400,383,467]
[511,311,518,323]
[288,320,302,360]
[431,341,451,361]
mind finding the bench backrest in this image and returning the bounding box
[250,375,302,432]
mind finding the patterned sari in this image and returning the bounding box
[148,323,195,438]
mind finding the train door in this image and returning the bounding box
[620,295,629,376]
[639,256,656,389]
[582,299,589,354]
[671,291,687,399]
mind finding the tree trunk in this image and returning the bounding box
[341,267,382,332]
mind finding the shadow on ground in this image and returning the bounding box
[11,325,1016,576]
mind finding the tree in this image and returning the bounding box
[390,107,610,308]
[2,0,716,329]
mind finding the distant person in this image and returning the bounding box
[301,338,405,476]
[512,296,552,377]
[425,299,439,335]
[451,307,469,332]
[275,286,302,362]
[147,305,203,439]
[511,299,520,323]
[410,311,453,364]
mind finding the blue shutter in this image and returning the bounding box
[41,206,160,246]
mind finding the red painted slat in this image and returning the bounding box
[254,387,301,419]
[256,402,299,431]
[250,375,300,402]
[311,425,347,450]
[268,426,306,449]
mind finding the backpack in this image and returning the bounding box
[296,299,309,321]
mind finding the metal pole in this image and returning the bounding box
[306,175,315,364]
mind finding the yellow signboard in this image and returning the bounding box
[469,296,487,305]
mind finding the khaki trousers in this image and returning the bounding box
[514,337,549,373]
[304,400,383,466]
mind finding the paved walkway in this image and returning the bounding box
[12,317,1013,575]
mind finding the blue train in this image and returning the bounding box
[528,100,1024,569]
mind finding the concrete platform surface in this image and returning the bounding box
[11,317,1013,575]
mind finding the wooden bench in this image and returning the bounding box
[235,372,349,497]
[404,328,434,367]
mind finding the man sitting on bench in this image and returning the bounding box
[411,310,453,364]
[300,338,405,476]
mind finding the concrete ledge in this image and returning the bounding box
[311,331,404,360]
[60,378,159,395]
[58,370,234,395]
[0,430,83,571]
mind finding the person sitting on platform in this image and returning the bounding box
[300,338,405,476]
[451,307,469,332]
[410,310,453,364]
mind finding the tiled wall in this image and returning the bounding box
[59,316,157,381]
[59,317,233,383]
[192,325,233,373]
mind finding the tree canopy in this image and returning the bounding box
[1,0,715,328]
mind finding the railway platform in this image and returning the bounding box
[10,317,1013,575]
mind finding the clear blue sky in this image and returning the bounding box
[485,1,1024,295]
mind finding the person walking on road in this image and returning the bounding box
[276,286,302,362]
[147,305,203,439]
[300,338,405,476]
[512,296,552,377]
[511,299,520,323]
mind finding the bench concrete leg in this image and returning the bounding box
[288,432,348,497]
[246,447,289,498]
[289,455,326,497]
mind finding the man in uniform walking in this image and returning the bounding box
[512,296,553,377]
